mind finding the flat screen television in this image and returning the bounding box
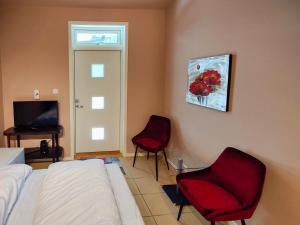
[13,101,59,129]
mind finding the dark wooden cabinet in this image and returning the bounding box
[3,126,64,163]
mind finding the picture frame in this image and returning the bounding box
[186,54,232,112]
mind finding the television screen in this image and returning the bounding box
[13,101,59,128]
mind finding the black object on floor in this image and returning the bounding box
[162,184,190,205]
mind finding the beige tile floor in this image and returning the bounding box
[119,155,212,225]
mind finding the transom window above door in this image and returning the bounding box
[76,30,120,45]
[71,24,124,49]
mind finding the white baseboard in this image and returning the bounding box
[63,153,146,159]
[62,156,74,161]
[228,221,239,225]
[122,152,146,157]
[122,151,167,157]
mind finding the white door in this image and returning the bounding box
[74,50,121,153]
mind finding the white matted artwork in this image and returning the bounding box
[186,54,232,112]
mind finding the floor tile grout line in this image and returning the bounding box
[121,156,199,225]
[153,214,186,225]
[139,193,154,216]
[143,216,158,225]
[133,194,152,217]
[141,193,159,217]
[130,179,141,194]
[141,193,177,217]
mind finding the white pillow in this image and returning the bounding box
[0,164,32,225]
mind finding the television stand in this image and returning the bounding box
[3,126,64,163]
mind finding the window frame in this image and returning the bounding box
[71,25,123,50]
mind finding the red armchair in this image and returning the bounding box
[176,147,266,225]
[132,115,170,181]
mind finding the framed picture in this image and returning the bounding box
[186,54,232,112]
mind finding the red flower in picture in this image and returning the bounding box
[202,70,221,86]
[189,80,212,96]
[189,69,222,99]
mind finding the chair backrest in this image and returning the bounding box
[211,147,266,207]
[144,115,171,147]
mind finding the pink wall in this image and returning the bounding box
[0,6,165,156]
[1,2,300,223]
[164,0,300,224]
[0,57,4,146]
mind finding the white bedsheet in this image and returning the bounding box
[106,164,144,225]
[5,170,46,225]
[0,164,32,225]
[6,163,144,225]
[32,159,122,225]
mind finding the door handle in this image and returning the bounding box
[75,105,84,108]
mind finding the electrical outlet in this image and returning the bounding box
[33,89,40,100]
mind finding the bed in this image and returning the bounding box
[1,159,144,225]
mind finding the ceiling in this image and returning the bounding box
[0,0,173,9]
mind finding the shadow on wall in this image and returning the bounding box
[253,158,300,225]
[166,114,185,153]
[228,54,237,112]
[170,0,194,32]
[168,126,300,225]
[0,58,4,147]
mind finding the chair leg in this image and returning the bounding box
[133,146,138,167]
[147,151,149,160]
[241,219,246,225]
[177,203,184,221]
[155,152,158,181]
[163,149,169,170]
[211,222,215,225]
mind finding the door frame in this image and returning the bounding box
[68,21,128,159]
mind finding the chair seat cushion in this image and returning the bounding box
[178,179,241,211]
[133,137,163,151]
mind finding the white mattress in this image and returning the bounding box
[6,164,144,225]
[0,148,25,166]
